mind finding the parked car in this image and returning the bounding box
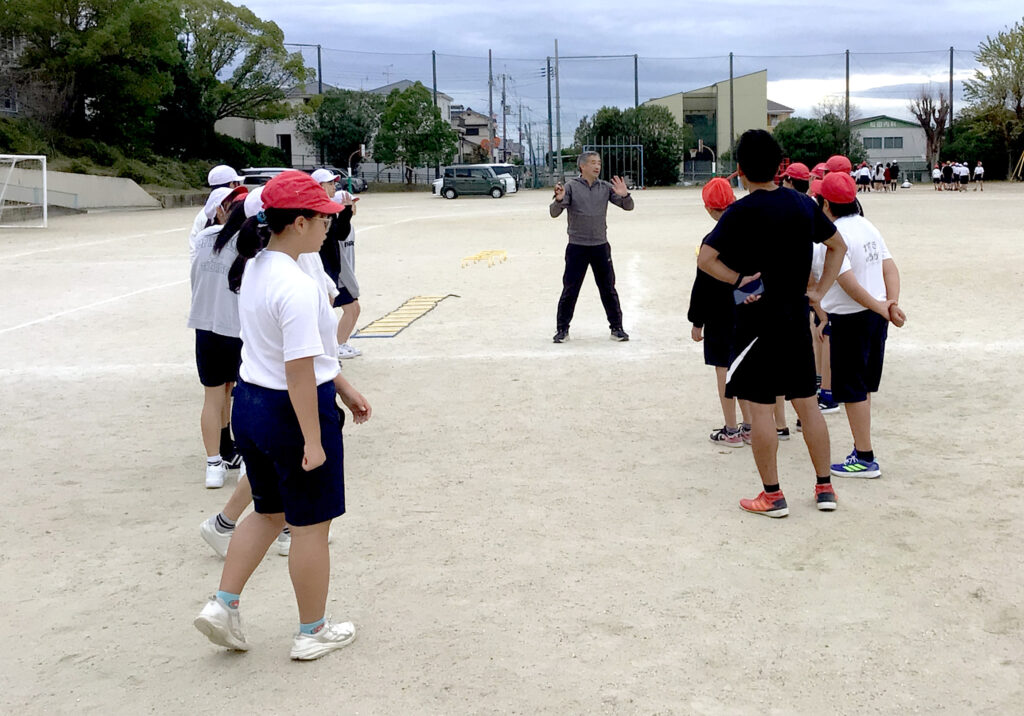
[241,173,278,188]
[437,166,505,199]
[479,163,521,193]
[294,165,368,193]
[240,167,291,177]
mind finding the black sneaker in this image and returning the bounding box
[777,427,791,441]
[795,419,802,432]
[553,329,569,343]
[223,452,243,470]
[610,328,630,342]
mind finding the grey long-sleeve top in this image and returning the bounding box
[549,176,634,246]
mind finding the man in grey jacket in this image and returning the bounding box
[549,151,634,343]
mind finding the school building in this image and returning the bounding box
[642,70,793,164]
[851,115,928,173]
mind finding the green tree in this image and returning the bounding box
[1,0,182,149]
[295,89,384,170]
[772,116,867,167]
[575,105,692,186]
[964,18,1024,177]
[179,0,310,122]
[941,107,1009,178]
[372,82,459,182]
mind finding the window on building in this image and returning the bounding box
[863,137,883,149]
[883,136,903,149]
[276,134,292,161]
[466,127,479,136]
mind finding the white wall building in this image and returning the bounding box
[851,115,927,171]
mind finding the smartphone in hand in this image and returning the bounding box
[734,278,764,305]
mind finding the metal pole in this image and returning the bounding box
[949,46,954,139]
[845,49,850,155]
[488,50,495,162]
[317,45,324,164]
[501,74,507,163]
[634,54,639,108]
[555,39,563,179]
[729,52,735,173]
[432,50,439,178]
[546,57,553,174]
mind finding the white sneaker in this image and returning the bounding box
[205,461,226,489]
[194,597,248,651]
[290,619,356,660]
[337,343,361,360]
[200,516,232,558]
[275,531,291,556]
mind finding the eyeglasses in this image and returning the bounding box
[309,216,333,230]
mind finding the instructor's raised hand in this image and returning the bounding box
[610,176,629,197]
[553,182,565,202]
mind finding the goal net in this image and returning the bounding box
[0,154,47,228]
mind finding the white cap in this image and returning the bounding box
[243,186,264,218]
[332,189,353,204]
[208,164,243,186]
[204,187,232,220]
[311,168,339,184]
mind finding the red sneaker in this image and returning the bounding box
[815,483,837,511]
[739,490,789,518]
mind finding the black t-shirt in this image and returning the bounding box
[704,186,836,334]
[687,232,736,329]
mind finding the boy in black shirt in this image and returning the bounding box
[698,130,847,517]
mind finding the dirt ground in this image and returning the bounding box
[1,180,1022,715]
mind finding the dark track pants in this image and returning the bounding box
[556,242,623,331]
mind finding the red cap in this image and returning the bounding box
[826,155,853,174]
[784,162,811,181]
[261,170,344,214]
[820,172,857,204]
[809,178,824,197]
[224,185,249,204]
[701,177,735,210]
[810,163,827,179]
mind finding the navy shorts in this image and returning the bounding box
[333,287,356,307]
[231,379,345,527]
[702,322,733,368]
[195,329,242,387]
[828,310,888,403]
[725,319,817,405]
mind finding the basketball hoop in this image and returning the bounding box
[690,149,698,159]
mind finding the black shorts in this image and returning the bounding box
[828,310,888,403]
[333,287,356,307]
[959,176,969,185]
[702,322,733,368]
[195,329,242,387]
[232,379,345,527]
[933,178,941,184]
[725,320,817,405]
[857,176,870,186]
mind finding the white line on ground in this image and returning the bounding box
[0,228,182,261]
[0,278,188,334]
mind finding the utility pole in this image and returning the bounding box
[555,39,562,180]
[432,50,439,178]
[518,103,523,165]
[546,57,553,174]
[845,49,850,156]
[501,74,507,163]
[728,52,735,173]
[634,54,639,108]
[488,50,495,162]
[949,46,955,139]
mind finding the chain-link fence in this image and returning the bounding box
[285,46,980,185]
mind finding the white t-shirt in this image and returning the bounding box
[811,242,853,311]
[189,208,208,264]
[296,252,340,303]
[238,250,340,390]
[188,226,240,337]
[932,168,942,180]
[820,214,892,316]
[974,165,984,177]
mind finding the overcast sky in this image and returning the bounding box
[239,1,1022,145]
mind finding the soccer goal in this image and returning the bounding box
[0,154,48,228]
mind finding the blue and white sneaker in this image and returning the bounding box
[830,449,881,479]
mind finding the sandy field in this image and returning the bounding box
[1,180,1022,715]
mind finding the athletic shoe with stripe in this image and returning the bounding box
[739,490,789,518]
[610,328,630,342]
[818,397,840,414]
[200,516,232,558]
[709,426,743,447]
[777,427,791,441]
[815,483,838,511]
[194,597,248,651]
[290,619,356,661]
[831,450,881,479]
